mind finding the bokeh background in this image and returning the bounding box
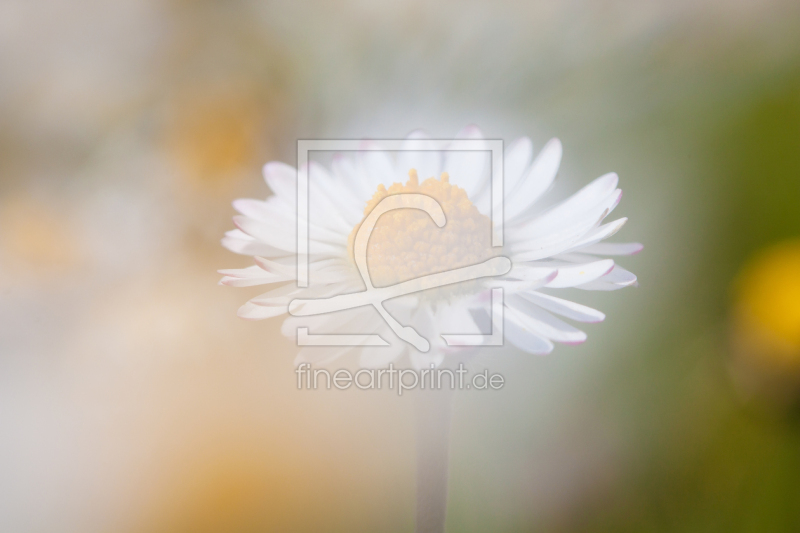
[2,1,800,531]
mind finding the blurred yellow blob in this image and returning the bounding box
[733,240,800,368]
[149,444,301,533]
[166,88,264,187]
[0,195,82,278]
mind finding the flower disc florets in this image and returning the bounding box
[348,169,495,296]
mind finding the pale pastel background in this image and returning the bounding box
[2,1,800,531]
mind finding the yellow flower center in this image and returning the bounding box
[348,170,495,292]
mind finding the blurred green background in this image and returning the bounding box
[2,1,800,532]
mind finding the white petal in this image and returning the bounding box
[263,162,354,237]
[243,204,346,246]
[507,295,587,344]
[437,302,496,348]
[263,162,297,200]
[575,280,629,291]
[242,281,358,321]
[221,229,289,257]
[237,300,290,320]
[309,162,363,226]
[508,207,609,262]
[245,283,301,304]
[254,256,296,278]
[436,304,481,334]
[250,281,348,307]
[565,217,628,252]
[218,265,283,287]
[233,215,344,256]
[282,306,377,338]
[261,194,295,219]
[503,306,555,354]
[219,277,275,288]
[580,242,643,256]
[358,141,395,191]
[577,265,637,291]
[511,172,619,231]
[254,256,353,285]
[503,137,533,194]
[508,188,621,261]
[332,154,372,201]
[443,125,490,197]
[505,264,559,282]
[546,259,615,288]
[301,164,355,235]
[397,130,442,183]
[232,198,271,220]
[233,215,295,252]
[519,291,605,323]
[510,186,620,242]
[505,138,562,221]
[487,274,556,293]
[599,264,637,285]
[551,252,600,263]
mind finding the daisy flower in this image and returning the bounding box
[219,126,641,368]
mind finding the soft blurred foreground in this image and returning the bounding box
[2,1,800,532]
